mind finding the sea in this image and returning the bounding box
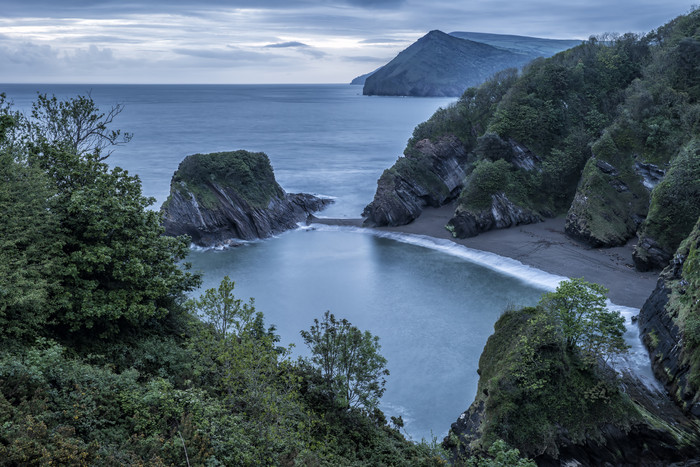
[1,84,658,442]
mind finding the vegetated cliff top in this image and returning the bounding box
[446,305,700,465]
[166,150,284,210]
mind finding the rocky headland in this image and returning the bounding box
[357,30,579,97]
[161,150,331,246]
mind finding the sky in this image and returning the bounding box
[0,1,695,84]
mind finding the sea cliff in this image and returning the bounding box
[161,150,331,246]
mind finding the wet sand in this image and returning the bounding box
[309,204,659,309]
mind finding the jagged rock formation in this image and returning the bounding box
[564,142,649,248]
[446,193,541,238]
[445,306,700,465]
[362,135,468,226]
[363,30,533,97]
[161,151,331,246]
[633,139,700,271]
[639,217,700,417]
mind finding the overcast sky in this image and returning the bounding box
[0,1,694,84]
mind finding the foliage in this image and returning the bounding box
[539,278,628,362]
[450,306,640,460]
[27,93,132,160]
[301,311,390,412]
[168,150,285,210]
[465,440,536,467]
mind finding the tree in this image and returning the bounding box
[300,311,389,411]
[28,93,132,160]
[538,278,628,362]
[0,93,199,341]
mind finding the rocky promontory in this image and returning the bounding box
[362,135,469,227]
[161,150,331,246]
[445,305,700,465]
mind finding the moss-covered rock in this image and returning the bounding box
[161,151,331,246]
[639,216,700,416]
[633,139,700,270]
[564,134,649,247]
[446,306,700,465]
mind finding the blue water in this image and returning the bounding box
[2,84,553,441]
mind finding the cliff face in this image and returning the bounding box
[639,217,700,416]
[161,151,331,246]
[362,135,468,226]
[445,307,700,466]
[365,10,700,270]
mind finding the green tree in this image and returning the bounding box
[301,311,389,411]
[538,278,628,362]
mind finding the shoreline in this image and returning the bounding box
[310,204,659,309]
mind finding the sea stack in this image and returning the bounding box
[160,150,332,246]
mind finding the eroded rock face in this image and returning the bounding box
[639,220,700,417]
[564,157,648,247]
[447,193,542,238]
[161,151,331,246]
[633,235,674,271]
[362,135,469,226]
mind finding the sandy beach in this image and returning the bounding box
[311,203,660,309]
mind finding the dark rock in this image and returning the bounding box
[635,161,666,190]
[596,159,619,176]
[633,235,673,271]
[447,193,542,238]
[161,151,332,246]
[362,135,468,227]
[639,221,700,415]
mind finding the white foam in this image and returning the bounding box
[308,223,566,291]
[308,223,661,391]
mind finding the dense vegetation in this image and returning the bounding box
[446,281,700,463]
[165,150,286,210]
[0,95,446,465]
[372,8,700,269]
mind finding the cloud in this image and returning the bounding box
[359,38,406,44]
[264,41,310,48]
[343,55,391,62]
[173,46,272,62]
[263,41,327,58]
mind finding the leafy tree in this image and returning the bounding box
[301,311,389,411]
[28,93,132,160]
[538,278,628,362]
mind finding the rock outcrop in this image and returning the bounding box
[446,193,541,238]
[633,139,700,271]
[564,150,649,248]
[161,151,331,246]
[639,217,700,416]
[362,135,468,227]
[445,306,700,466]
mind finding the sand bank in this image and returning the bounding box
[310,204,659,308]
